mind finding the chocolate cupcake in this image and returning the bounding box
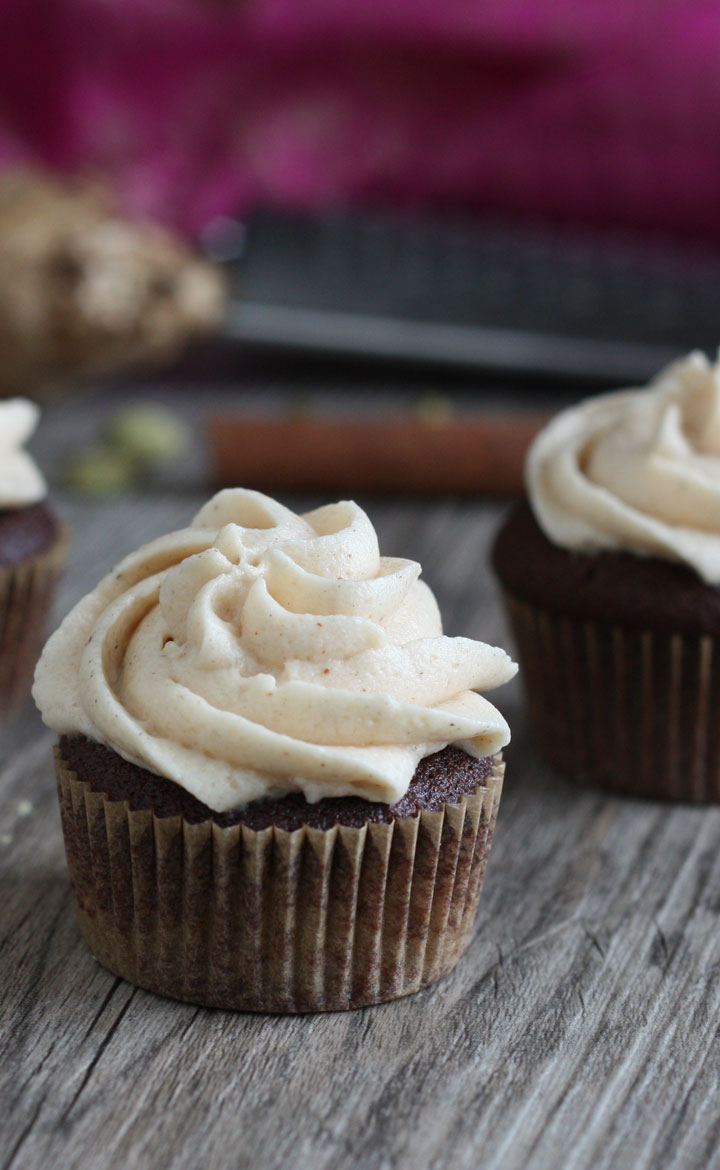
[0,400,66,711]
[34,488,515,1012]
[493,351,720,801]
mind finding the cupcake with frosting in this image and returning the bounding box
[0,400,66,710]
[493,351,720,801]
[34,488,516,1012]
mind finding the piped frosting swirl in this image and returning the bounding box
[527,351,720,584]
[0,399,47,507]
[34,489,516,811]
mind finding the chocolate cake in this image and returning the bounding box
[0,501,65,711]
[493,499,720,801]
[0,501,59,564]
[55,738,503,1011]
[493,500,720,637]
[59,734,492,830]
[494,352,720,801]
[39,486,514,1011]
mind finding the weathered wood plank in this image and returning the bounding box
[2,380,720,1170]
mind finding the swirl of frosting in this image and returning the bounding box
[34,489,516,811]
[0,399,47,507]
[527,351,720,585]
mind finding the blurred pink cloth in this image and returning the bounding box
[1,2,719,241]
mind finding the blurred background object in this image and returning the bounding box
[3,1,720,487]
[62,404,191,496]
[208,405,550,496]
[215,208,720,384]
[0,172,225,395]
[2,2,718,245]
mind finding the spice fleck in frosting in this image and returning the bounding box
[34,489,516,811]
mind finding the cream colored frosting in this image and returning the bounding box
[33,489,516,812]
[527,351,720,584]
[0,399,47,507]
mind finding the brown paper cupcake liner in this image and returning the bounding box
[0,528,67,711]
[55,746,504,1012]
[503,589,720,801]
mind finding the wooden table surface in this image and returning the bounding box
[3,376,720,1170]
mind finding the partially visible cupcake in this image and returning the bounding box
[34,488,516,1012]
[493,351,720,802]
[0,400,66,710]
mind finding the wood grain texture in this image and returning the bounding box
[2,379,720,1170]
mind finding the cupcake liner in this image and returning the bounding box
[55,746,504,1012]
[0,529,67,711]
[503,589,720,801]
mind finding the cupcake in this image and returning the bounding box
[34,488,516,1012]
[0,399,66,711]
[493,351,720,802]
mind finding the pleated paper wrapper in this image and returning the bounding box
[55,747,504,1012]
[0,529,67,711]
[504,590,720,802]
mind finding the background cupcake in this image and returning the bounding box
[493,351,720,802]
[34,488,516,1012]
[0,399,66,711]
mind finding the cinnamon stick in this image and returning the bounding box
[208,410,549,496]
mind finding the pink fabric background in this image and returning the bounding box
[1,2,719,242]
